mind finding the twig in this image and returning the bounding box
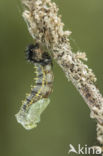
[21,0,103,153]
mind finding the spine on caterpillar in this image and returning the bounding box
[15,43,53,130]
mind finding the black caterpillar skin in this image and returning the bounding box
[25,43,52,66]
[22,43,54,111]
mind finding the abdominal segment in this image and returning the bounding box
[22,63,53,111]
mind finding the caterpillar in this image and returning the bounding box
[15,43,53,130]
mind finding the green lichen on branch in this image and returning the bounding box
[21,0,103,154]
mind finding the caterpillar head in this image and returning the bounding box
[25,43,52,66]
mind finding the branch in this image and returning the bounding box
[21,0,103,153]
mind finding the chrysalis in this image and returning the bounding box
[15,43,53,130]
